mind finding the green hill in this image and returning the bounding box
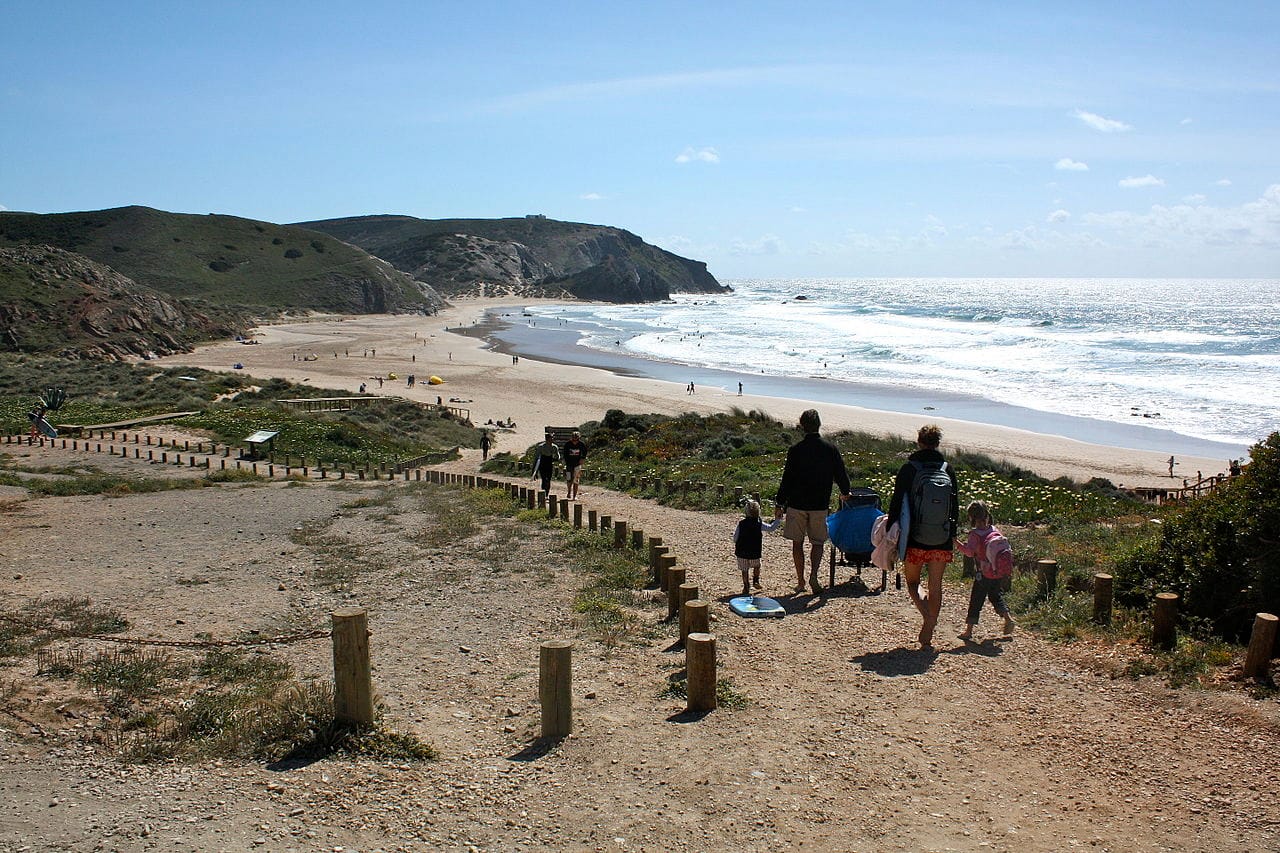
[0,206,444,315]
[296,214,728,302]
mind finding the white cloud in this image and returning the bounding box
[1180,117,1194,125]
[1072,109,1132,133]
[1215,178,1232,186]
[1054,157,1089,171]
[729,234,783,255]
[674,146,720,165]
[789,206,806,213]
[0,203,7,211]
[1183,194,1206,204]
[1119,174,1165,188]
[1082,184,1280,249]
[579,192,605,201]
[1047,209,1071,223]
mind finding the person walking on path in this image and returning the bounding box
[532,434,560,494]
[954,501,1015,641]
[888,423,959,648]
[734,500,782,597]
[562,431,587,500]
[773,409,852,594]
[480,431,491,462]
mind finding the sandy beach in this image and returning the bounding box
[153,298,1230,489]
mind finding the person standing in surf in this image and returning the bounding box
[888,424,959,648]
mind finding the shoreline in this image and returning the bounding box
[151,298,1238,489]
[458,308,1245,461]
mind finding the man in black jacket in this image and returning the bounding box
[774,409,851,594]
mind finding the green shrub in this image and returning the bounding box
[1114,432,1280,642]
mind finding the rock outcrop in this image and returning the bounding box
[297,214,728,303]
[0,245,244,360]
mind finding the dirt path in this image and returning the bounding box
[1,442,1277,852]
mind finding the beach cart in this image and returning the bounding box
[826,487,889,593]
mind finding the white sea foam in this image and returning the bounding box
[524,278,1280,447]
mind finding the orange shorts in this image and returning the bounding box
[905,548,953,565]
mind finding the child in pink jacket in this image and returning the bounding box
[954,501,1016,640]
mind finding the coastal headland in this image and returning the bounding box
[154,298,1231,489]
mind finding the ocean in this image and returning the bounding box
[480,278,1279,458]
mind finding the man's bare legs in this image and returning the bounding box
[791,540,824,593]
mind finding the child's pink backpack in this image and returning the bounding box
[982,528,1015,580]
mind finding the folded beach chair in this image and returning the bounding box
[826,488,887,592]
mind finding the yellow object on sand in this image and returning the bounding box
[388,372,398,380]
[428,375,444,385]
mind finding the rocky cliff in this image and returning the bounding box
[0,245,244,360]
[296,214,728,303]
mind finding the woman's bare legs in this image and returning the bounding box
[919,558,947,647]
[902,561,926,617]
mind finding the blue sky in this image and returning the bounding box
[2,1,1278,278]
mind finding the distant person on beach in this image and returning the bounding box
[1168,456,1176,477]
[774,409,852,594]
[533,435,560,494]
[954,501,1016,641]
[562,431,587,500]
[734,500,782,597]
[480,432,491,461]
[889,424,959,648]
[738,382,743,396]
[358,383,366,394]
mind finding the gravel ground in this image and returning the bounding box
[1,440,1277,853]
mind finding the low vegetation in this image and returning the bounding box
[0,356,480,466]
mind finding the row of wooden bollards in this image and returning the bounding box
[1013,561,1278,677]
[422,470,724,731]
[5,433,435,482]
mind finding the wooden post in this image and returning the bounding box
[600,515,612,533]
[539,640,573,739]
[613,520,628,549]
[331,609,374,727]
[657,552,676,591]
[1152,592,1180,650]
[685,599,710,637]
[1243,613,1278,679]
[588,509,598,531]
[1092,573,1114,625]
[666,566,686,619]
[677,583,700,646]
[547,494,558,518]
[573,503,583,529]
[1036,559,1058,597]
[631,528,644,550]
[686,633,717,712]
[648,540,665,578]
[527,489,536,510]
[733,486,743,504]
[560,499,569,522]
[538,491,546,510]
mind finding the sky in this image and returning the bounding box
[2,1,1279,279]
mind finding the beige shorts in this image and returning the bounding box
[567,466,581,483]
[783,508,828,543]
[736,557,761,571]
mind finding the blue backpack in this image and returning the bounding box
[909,460,953,547]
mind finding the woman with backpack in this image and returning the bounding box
[888,424,959,648]
[954,500,1016,641]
